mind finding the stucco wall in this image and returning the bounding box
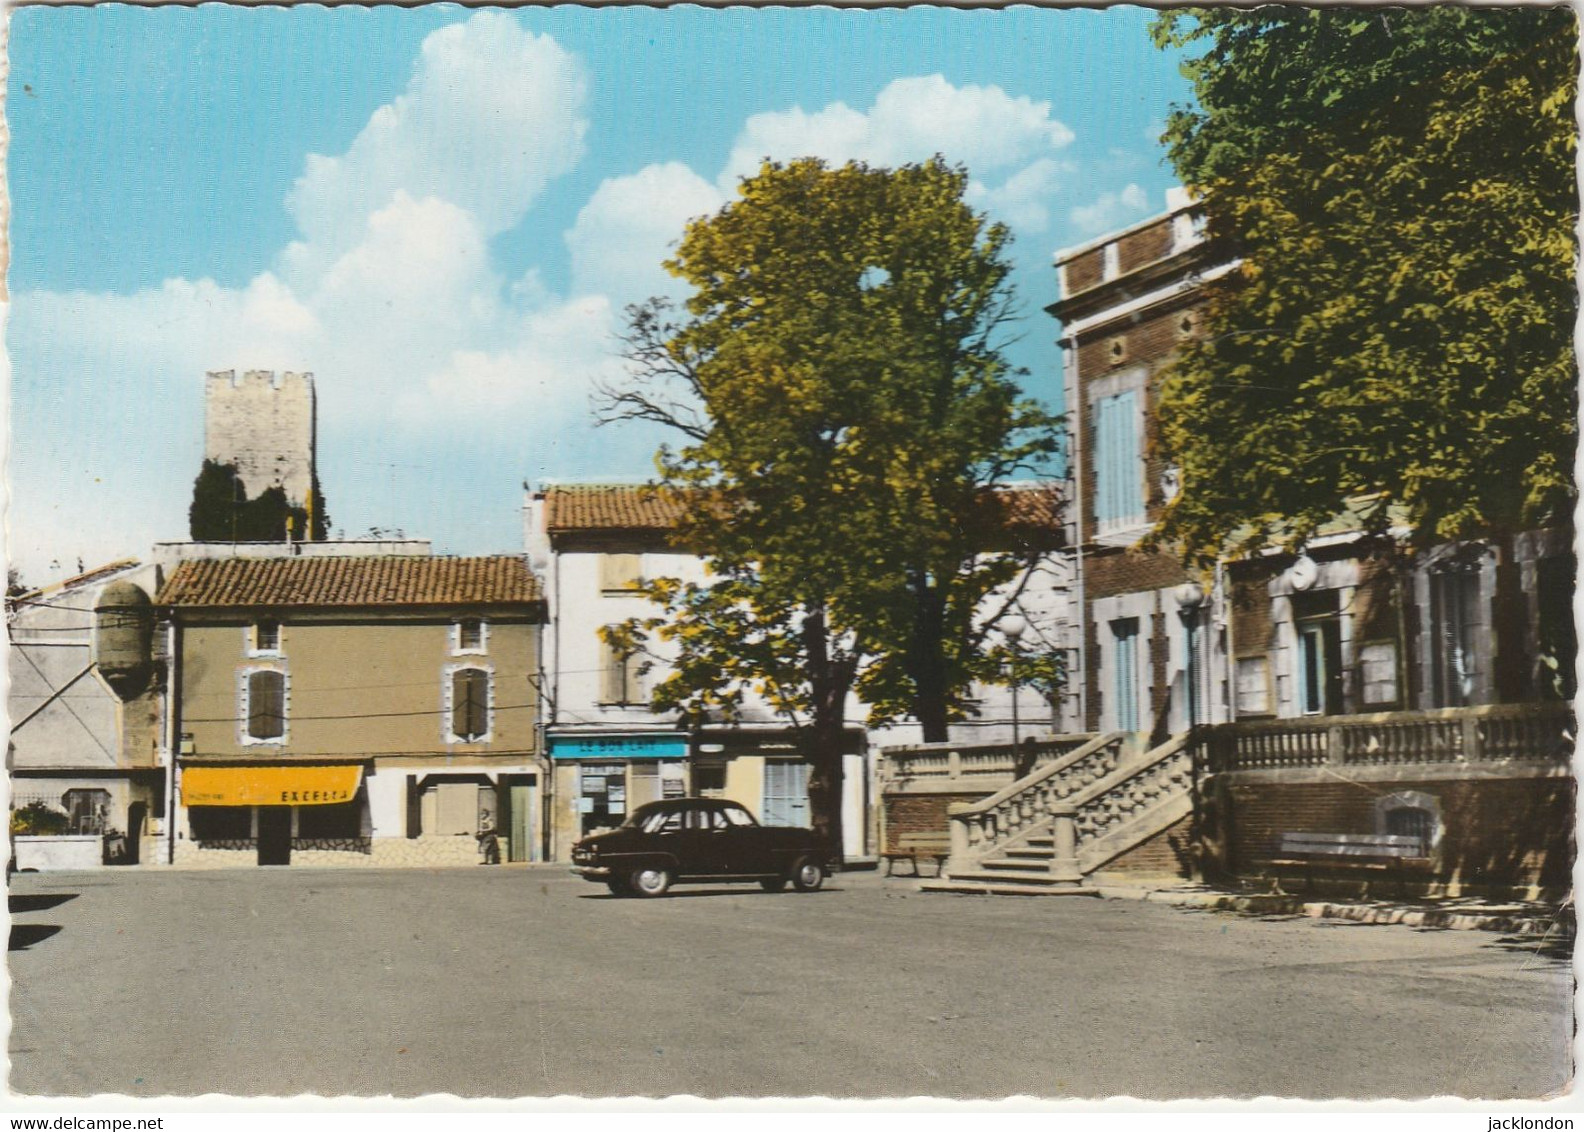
[13,836,103,870]
[178,614,539,758]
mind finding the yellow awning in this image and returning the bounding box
[182,765,363,807]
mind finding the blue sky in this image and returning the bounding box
[7,5,1192,584]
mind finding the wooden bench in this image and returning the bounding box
[1270,831,1432,896]
[882,833,952,878]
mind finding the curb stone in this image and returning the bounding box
[1093,884,1574,937]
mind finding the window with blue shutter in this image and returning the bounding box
[761,761,810,828]
[1111,618,1141,733]
[1094,389,1144,531]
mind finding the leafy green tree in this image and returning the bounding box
[1150,7,1577,563]
[11,800,70,836]
[189,459,323,542]
[599,157,1061,853]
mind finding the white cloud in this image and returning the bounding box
[400,294,624,421]
[282,11,587,284]
[716,74,1075,240]
[720,75,1073,190]
[565,162,724,303]
[965,157,1066,233]
[1069,183,1151,236]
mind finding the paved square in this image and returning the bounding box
[8,867,1571,1099]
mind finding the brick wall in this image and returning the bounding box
[1083,547,1190,733]
[1065,248,1104,294]
[881,791,985,852]
[1075,298,1201,535]
[1221,774,1573,896]
[1117,216,1174,274]
[1097,812,1195,878]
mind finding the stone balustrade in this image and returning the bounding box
[944,732,1128,869]
[1199,703,1573,774]
[880,732,1097,792]
[1068,734,1194,861]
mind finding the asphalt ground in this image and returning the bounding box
[7,865,1573,1100]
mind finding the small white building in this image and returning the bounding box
[526,483,869,861]
[526,482,1078,861]
[8,559,169,868]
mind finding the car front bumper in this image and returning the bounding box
[570,865,611,881]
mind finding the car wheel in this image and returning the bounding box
[759,876,787,893]
[606,877,632,897]
[790,856,824,893]
[630,865,674,898]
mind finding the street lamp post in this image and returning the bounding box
[1002,615,1028,748]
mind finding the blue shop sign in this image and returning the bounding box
[550,734,689,761]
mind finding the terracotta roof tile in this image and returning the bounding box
[157,555,542,608]
[543,481,1064,545]
[543,485,688,533]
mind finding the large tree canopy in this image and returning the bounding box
[1150,7,1577,562]
[600,157,1061,851]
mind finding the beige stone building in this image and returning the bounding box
[204,369,317,519]
[159,554,547,868]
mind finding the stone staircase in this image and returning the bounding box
[920,730,1196,896]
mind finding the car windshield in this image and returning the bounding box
[721,804,758,827]
[622,804,680,833]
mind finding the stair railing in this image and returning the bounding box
[945,731,1129,872]
[1062,732,1196,874]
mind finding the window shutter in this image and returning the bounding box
[600,640,624,703]
[452,668,489,740]
[624,648,645,704]
[600,554,642,592]
[1094,391,1141,528]
[248,671,285,739]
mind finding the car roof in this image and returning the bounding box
[633,798,744,813]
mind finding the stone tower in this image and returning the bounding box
[203,369,318,527]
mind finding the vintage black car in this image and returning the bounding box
[570,798,829,897]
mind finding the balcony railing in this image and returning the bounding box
[880,733,1098,791]
[1198,703,1574,774]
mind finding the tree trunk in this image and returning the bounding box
[803,728,845,866]
[909,581,952,744]
[800,606,853,865]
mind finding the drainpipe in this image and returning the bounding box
[162,615,179,866]
[1062,335,1089,732]
[542,542,559,864]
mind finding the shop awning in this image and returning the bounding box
[182,765,363,807]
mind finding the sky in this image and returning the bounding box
[6,4,1194,586]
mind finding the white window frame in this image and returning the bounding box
[443,662,495,745]
[451,617,489,656]
[1296,622,1329,716]
[1235,656,1271,717]
[1373,790,1442,852]
[1094,591,1156,735]
[239,664,289,747]
[1357,640,1400,708]
[1088,366,1148,541]
[246,619,283,658]
[1416,545,1495,710]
